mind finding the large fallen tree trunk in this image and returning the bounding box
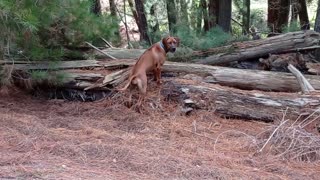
[7,59,320,92]
[162,80,320,122]
[97,48,146,59]
[194,30,320,65]
[95,31,320,63]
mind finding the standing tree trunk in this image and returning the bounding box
[128,0,139,25]
[268,0,279,32]
[201,0,210,31]
[243,0,250,34]
[298,0,310,30]
[268,0,290,33]
[134,0,151,44]
[315,0,320,32]
[196,3,203,32]
[208,0,219,29]
[218,0,232,32]
[109,0,117,16]
[290,0,299,23]
[150,3,159,43]
[180,0,189,27]
[91,0,101,15]
[166,0,177,33]
[278,0,290,32]
[314,0,320,62]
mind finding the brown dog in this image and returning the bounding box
[118,36,180,105]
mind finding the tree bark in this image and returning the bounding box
[218,0,232,32]
[128,0,139,25]
[180,0,189,26]
[91,0,101,15]
[162,80,320,122]
[278,0,290,32]
[109,0,117,16]
[9,61,320,122]
[195,30,320,65]
[166,0,177,33]
[208,0,219,29]
[268,0,290,33]
[315,0,320,32]
[150,3,160,43]
[88,31,320,61]
[8,59,320,92]
[298,0,310,30]
[134,0,151,44]
[243,0,250,34]
[268,0,279,32]
[196,3,203,32]
[201,0,210,31]
[290,0,299,23]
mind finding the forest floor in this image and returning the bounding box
[0,79,320,180]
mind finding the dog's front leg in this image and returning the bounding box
[156,68,162,85]
[153,69,159,82]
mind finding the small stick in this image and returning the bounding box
[288,64,315,94]
[258,119,289,152]
[100,37,114,48]
[85,42,117,60]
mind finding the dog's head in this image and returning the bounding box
[161,36,180,53]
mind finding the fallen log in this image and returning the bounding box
[306,63,320,75]
[7,59,320,92]
[97,48,145,59]
[194,30,320,65]
[162,80,320,122]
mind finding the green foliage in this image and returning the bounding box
[232,2,268,36]
[167,46,194,62]
[174,25,231,50]
[250,9,268,32]
[0,0,119,61]
[31,71,49,81]
[30,70,68,86]
[283,20,301,33]
[164,25,233,62]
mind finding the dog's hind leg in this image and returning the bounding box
[155,63,162,85]
[136,75,147,107]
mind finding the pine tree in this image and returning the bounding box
[0,0,119,61]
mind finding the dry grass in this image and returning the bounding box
[256,108,320,162]
[0,88,320,179]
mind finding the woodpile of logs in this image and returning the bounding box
[2,30,320,122]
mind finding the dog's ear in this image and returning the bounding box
[174,37,180,47]
[162,36,169,46]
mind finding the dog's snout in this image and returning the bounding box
[169,47,176,53]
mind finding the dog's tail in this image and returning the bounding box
[117,75,136,92]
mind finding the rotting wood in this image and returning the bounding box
[8,59,320,92]
[193,30,320,65]
[161,80,320,122]
[306,63,320,75]
[84,69,130,90]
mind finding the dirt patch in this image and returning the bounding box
[0,88,320,179]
